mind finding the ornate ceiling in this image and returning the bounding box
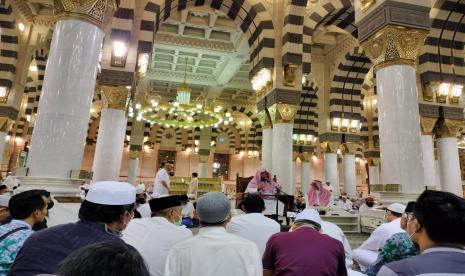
[145,6,254,105]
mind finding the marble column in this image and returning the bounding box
[421,135,436,188]
[128,156,139,184]
[435,119,462,196]
[272,123,294,195]
[342,143,358,197]
[300,153,312,196]
[92,87,127,182]
[343,154,357,197]
[198,154,209,178]
[323,142,340,196]
[261,127,273,171]
[420,117,437,189]
[368,164,380,185]
[362,27,428,194]
[28,1,116,178]
[0,131,8,164]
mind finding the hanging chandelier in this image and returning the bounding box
[137,57,233,129]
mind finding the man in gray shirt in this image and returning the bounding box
[378,190,465,276]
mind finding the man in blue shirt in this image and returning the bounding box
[9,181,136,276]
[378,190,465,275]
[0,190,48,275]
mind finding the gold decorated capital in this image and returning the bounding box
[300,152,312,162]
[420,117,437,135]
[360,25,428,71]
[257,111,272,129]
[198,154,209,163]
[274,103,298,124]
[129,150,141,159]
[322,141,340,153]
[54,0,117,29]
[434,119,463,138]
[101,85,128,110]
[341,142,359,155]
[0,117,14,133]
[369,158,380,167]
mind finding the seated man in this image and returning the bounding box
[165,192,261,276]
[0,191,47,274]
[353,203,405,270]
[226,194,280,257]
[245,169,283,216]
[123,195,192,276]
[9,181,136,276]
[378,190,465,275]
[263,209,347,276]
[365,202,419,276]
[307,180,332,207]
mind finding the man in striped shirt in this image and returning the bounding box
[378,190,465,276]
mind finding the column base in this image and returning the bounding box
[15,176,84,197]
[371,191,421,205]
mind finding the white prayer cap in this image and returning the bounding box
[136,183,145,194]
[86,181,136,205]
[386,203,406,214]
[295,208,322,226]
[0,195,10,207]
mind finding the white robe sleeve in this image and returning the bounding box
[376,265,398,276]
[164,248,181,276]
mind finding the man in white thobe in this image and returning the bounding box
[165,192,261,276]
[123,195,192,276]
[153,162,173,198]
[353,203,406,270]
[226,194,280,257]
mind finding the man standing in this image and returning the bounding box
[0,191,47,274]
[263,209,347,276]
[187,172,199,200]
[353,203,405,270]
[9,181,136,276]
[153,162,173,198]
[165,192,261,276]
[124,195,192,276]
[378,191,465,275]
[226,194,280,257]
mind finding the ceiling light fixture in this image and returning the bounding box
[139,57,233,129]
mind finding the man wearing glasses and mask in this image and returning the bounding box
[378,190,465,276]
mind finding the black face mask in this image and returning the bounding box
[32,219,48,231]
[47,201,54,210]
[136,197,146,205]
[169,172,175,176]
[366,202,374,207]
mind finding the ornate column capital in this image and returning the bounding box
[0,117,14,133]
[129,150,141,159]
[420,117,437,135]
[341,142,359,155]
[269,103,298,124]
[198,154,209,163]
[101,85,128,110]
[300,152,312,162]
[434,119,463,139]
[322,141,340,153]
[360,25,428,71]
[257,111,272,129]
[54,0,118,29]
[369,158,380,166]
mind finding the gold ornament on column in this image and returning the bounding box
[341,142,359,155]
[361,0,376,12]
[275,103,298,123]
[420,117,437,135]
[198,154,209,163]
[129,150,141,159]
[434,119,463,138]
[53,0,118,29]
[321,141,340,153]
[257,110,272,129]
[361,25,428,71]
[101,85,128,110]
[0,117,14,132]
